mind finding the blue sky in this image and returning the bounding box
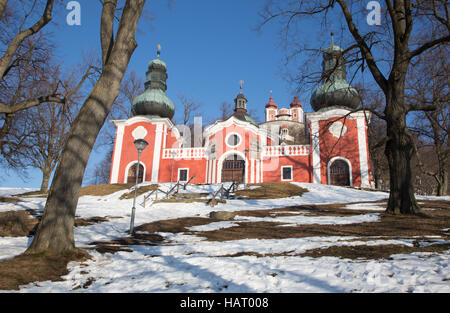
[0,0,375,188]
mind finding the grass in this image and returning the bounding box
[0,211,37,237]
[80,183,135,197]
[119,184,158,199]
[234,182,308,199]
[12,183,136,198]
[0,249,90,290]
[0,196,21,203]
[218,243,450,260]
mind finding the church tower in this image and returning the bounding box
[131,45,175,119]
[310,33,360,111]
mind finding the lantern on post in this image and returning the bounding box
[129,138,148,235]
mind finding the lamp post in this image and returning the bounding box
[129,138,148,235]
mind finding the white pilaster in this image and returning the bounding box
[357,118,370,188]
[110,124,125,183]
[311,120,321,184]
[151,123,164,182]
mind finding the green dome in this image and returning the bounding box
[132,55,175,119]
[310,41,360,111]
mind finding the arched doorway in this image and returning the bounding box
[127,163,144,183]
[221,154,245,183]
[329,159,350,186]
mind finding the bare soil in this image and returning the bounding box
[0,249,90,290]
[88,233,164,254]
[234,182,308,199]
[134,200,450,258]
[0,211,38,237]
[80,183,135,197]
[0,196,21,203]
[119,184,159,199]
[218,243,450,260]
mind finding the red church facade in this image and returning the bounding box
[109,44,372,188]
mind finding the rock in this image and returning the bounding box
[209,211,235,221]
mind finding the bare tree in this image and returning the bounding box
[21,63,95,192]
[219,101,233,121]
[176,93,202,126]
[0,1,66,169]
[26,0,147,255]
[260,0,449,215]
[408,47,449,196]
[0,0,64,115]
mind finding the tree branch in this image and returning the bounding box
[409,34,450,60]
[100,0,118,66]
[0,0,54,79]
[0,95,65,114]
[335,0,388,92]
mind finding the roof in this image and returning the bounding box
[231,111,258,126]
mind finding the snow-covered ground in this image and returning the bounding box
[0,183,449,293]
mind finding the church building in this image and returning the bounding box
[109,40,372,188]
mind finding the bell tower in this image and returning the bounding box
[234,80,248,114]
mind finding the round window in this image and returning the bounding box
[226,133,241,147]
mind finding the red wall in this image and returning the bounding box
[318,118,362,186]
[262,155,311,183]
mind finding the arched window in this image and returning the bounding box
[329,159,350,186]
[127,163,144,183]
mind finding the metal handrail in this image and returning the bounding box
[183,175,196,190]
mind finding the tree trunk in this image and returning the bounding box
[437,167,448,196]
[40,168,51,193]
[25,0,145,255]
[384,86,421,215]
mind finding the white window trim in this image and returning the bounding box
[178,168,189,183]
[225,132,242,148]
[281,165,293,181]
[124,161,146,184]
[327,157,352,186]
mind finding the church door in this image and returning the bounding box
[329,159,350,186]
[127,163,144,184]
[222,155,245,183]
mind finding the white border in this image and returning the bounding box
[217,150,247,183]
[310,120,321,184]
[110,124,124,183]
[327,157,352,186]
[225,132,242,148]
[124,161,146,183]
[151,123,163,182]
[356,118,370,188]
[281,165,293,181]
[178,168,189,183]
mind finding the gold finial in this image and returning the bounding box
[157,44,161,58]
[240,80,244,90]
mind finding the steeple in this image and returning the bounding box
[265,91,278,109]
[234,80,247,114]
[132,44,175,119]
[310,33,360,111]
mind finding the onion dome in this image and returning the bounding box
[289,96,302,108]
[265,95,278,109]
[132,45,175,119]
[310,33,360,112]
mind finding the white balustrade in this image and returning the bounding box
[262,145,309,157]
[163,148,206,159]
